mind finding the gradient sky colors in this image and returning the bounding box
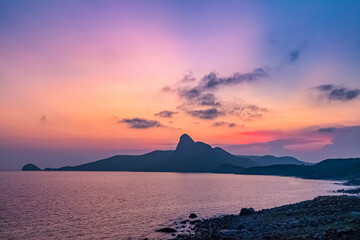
[1,0,360,170]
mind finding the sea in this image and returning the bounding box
[0,171,348,239]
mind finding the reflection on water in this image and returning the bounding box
[0,171,345,239]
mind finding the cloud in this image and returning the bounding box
[181,69,268,96]
[196,93,221,106]
[318,127,337,133]
[222,138,319,156]
[154,110,177,118]
[211,121,237,128]
[219,125,360,163]
[176,69,268,105]
[40,115,48,123]
[187,108,224,120]
[198,68,269,90]
[120,118,162,129]
[287,44,306,63]
[163,69,269,121]
[315,84,360,101]
[181,71,196,82]
[229,104,269,121]
[288,49,300,63]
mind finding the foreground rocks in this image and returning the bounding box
[156,227,177,233]
[175,196,360,240]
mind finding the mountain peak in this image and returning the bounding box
[176,134,195,151]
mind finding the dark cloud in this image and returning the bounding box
[229,104,269,121]
[197,93,221,106]
[120,118,162,129]
[154,110,177,118]
[315,84,360,101]
[177,69,268,104]
[318,127,337,133]
[163,69,269,121]
[211,121,237,128]
[187,108,224,120]
[198,68,268,91]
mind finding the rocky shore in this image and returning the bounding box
[173,196,360,240]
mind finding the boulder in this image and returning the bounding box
[189,213,198,219]
[240,208,255,216]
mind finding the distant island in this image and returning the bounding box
[22,134,360,180]
[22,134,308,172]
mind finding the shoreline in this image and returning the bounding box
[171,195,360,240]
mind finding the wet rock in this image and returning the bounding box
[189,213,197,219]
[350,211,360,218]
[240,208,255,216]
[156,227,177,233]
[190,220,200,224]
[289,220,300,227]
[237,224,245,229]
[219,229,238,236]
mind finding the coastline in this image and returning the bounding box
[173,195,360,240]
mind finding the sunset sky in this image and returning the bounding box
[1,0,360,170]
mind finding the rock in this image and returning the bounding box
[155,227,177,233]
[21,163,41,171]
[180,220,188,224]
[349,211,360,218]
[219,229,238,236]
[240,208,255,216]
[289,220,300,227]
[190,220,200,224]
[237,224,245,229]
[189,213,197,219]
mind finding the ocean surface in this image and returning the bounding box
[0,171,346,239]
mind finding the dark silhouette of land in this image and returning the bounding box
[32,134,260,172]
[21,163,40,171]
[237,155,311,166]
[22,134,360,180]
[214,158,360,179]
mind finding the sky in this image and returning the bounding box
[1,0,360,170]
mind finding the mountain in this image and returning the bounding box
[237,154,311,166]
[40,134,257,172]
[214,158,360,179]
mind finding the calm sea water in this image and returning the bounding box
[0,171,346,239]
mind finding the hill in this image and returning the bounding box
[237,154,311,166]
[214,158,360,179]
[40,134,257,172]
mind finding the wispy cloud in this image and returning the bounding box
[287,44,306,63]
[211,121,237,128]
[154,110,177,118]
[120,118,162,129]
[317,127,337,133]
[315,84,360,101]
[186,108,224,120]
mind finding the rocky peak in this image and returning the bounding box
[175,134,195,151]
